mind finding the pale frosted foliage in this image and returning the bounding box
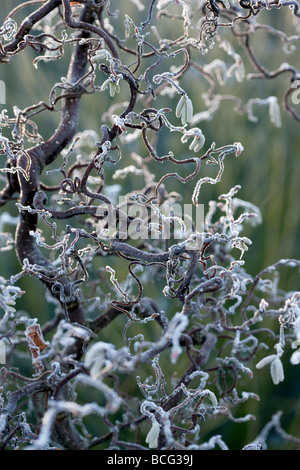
[291,341,300,365]
[176,94,194,125]
[256,354,278,369]
[0,0,300,453]
[270,357,285,385]
[145,421,160,449]
[181,127,205,152]
[84,342,109,379]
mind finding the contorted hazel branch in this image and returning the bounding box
[0,0,299,452]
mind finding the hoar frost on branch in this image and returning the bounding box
[0,0,299,451]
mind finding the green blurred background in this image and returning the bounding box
[0,0,300,449]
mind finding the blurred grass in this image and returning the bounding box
[0,0,300,449]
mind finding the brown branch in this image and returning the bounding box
[14,4,98,324]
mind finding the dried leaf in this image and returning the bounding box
[26,322,49,375]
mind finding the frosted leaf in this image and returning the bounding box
[100,77,120,97]
[256,353,284,385]
[290,349,300,365]
[145,421,160,449]
[270,357,284,385]
[176,94,193,126]
[84,341,115,379]
[25,319,49,376]
[181,127,205,152]
[268,96,282,128]
[256,354,277,369]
